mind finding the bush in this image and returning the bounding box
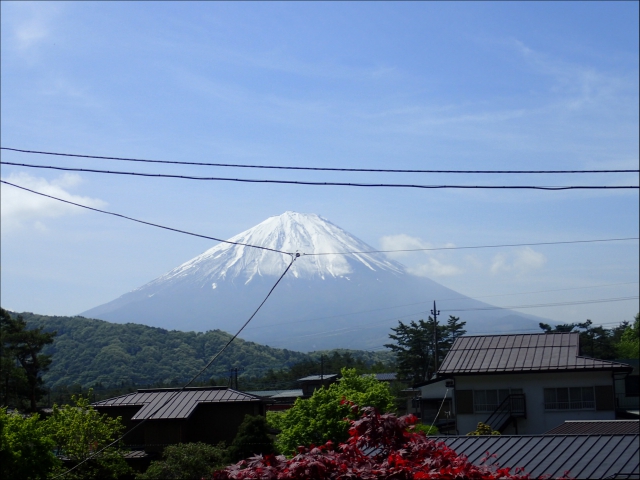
[213,405,532,479]
[467,422,501,435]
[227,415,275,462]
[411,423,439,435]
[137,442,227,480]
[273,368,395,454]
[0,408,60,480]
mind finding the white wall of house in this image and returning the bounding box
[454,371,616,435]
[418,379,452,400]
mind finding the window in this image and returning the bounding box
[473,389,523,413]
[544,387,595,410]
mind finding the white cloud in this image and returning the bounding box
[380,234,463,277]
[490,247,547,275]
[4,2,61,51]
[1,172,107,232]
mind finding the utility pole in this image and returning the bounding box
[234,368,239,390]
[320,355,324,382]
[431,301,440,375]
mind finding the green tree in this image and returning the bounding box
[227,414,275,462]
[0,308,56,411]
[539,319,631,360]
[0,408,60,480]
[137,442,227,480]
[45,391,131,480]
[386,315,466,385]
[617,313,640,358]
[271,367,395,455]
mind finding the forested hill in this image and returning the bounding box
[18,312,393,389]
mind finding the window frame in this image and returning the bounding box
[543,386,596,411]
[472,388,523,413]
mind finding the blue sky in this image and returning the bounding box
[1,2,638,332]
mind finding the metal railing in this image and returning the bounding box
[484,394,526,433]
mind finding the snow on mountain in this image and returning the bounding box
[146,211,403,288]
[81,211,546,351]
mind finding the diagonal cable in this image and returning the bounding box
[0,180,289,255]
[51,255,297,479]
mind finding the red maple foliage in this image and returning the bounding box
[212,404,558,480]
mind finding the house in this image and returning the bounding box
[363,372,398,383]
[410,377,456,434]
[614,358,639,417]
[92,386,268,453]
[436,332,633,435]
[435,432,639,479]
[245,389,304,411]
[297,374,338,397]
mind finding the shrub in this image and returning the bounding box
[137,442,227,480]
[467,422,501,436]
[227,415,275,462]
[274,368,395,454]
[212,405,534,479]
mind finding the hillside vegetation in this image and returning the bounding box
[17,312,394,390]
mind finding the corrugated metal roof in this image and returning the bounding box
[362,373,397,381]
[545,420,640,435]
[438,333,633,375]
[297,374,338,381]
[246,389,303,399]
[436,434,639,479]
[92,387,263,420]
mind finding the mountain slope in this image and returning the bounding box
[82,212,546,350]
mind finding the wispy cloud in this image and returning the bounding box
[380,234,463,277]
[490,247,547,275]
[3,2,61,52]
[1,172,107,232]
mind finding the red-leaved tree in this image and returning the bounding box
[213,404,563,480]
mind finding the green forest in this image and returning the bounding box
[11,311,393,394]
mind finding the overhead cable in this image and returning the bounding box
[52,255,297,479]
[2,162,638,190]
[247,281,640,330]
[302,237,640,256]
[2,147,638,174]
[0,180,290,255]
[2,180,637,258]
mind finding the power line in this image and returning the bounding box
[6,179,636,259]
[0,180,290,255]
[265,296,639,344]
[52,255,297,479]
[2,162,638,190]
[3,147,638,174]
[302,238,639,256]
[247,281,640,331]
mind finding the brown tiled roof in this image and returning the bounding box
[545,420,639,435]
[438,332,633,375]
[92,387,263,420]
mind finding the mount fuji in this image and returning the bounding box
[81,212,545,351]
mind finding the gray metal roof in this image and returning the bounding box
[297,374,338,382]
[438,333,633,375]
[436,434,639,479]
[92,387,263,420]
[545,420,640,436]
[246,389,303,399]
[362,373,397,381]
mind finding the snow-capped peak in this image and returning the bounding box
[148,211,404,287]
